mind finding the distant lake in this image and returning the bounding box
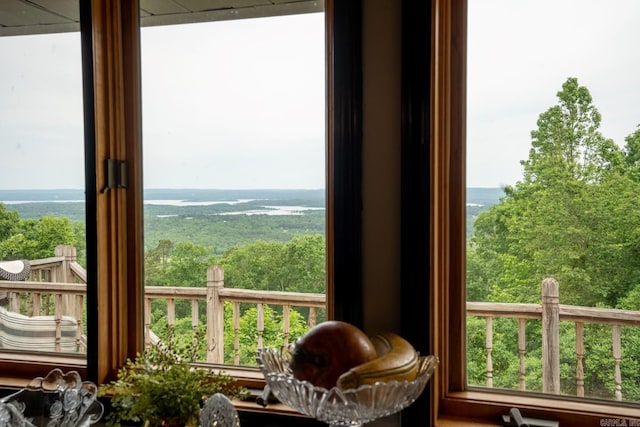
[0,188,500,218]
[0,189,327,219]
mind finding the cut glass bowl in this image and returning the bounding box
[256,347,438,427]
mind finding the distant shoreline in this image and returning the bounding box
[0,188,326,202]
[0,187,505,207]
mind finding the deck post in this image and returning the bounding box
[206,266,225,363]
[55,245,77,316]
[542,277,560,394]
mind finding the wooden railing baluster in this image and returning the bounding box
[612,324,622,401]
[32,292,41,316]
[576,321,584,397]
[518,318,526,390]
[232,302,240,365]
[54,293,63,352]
[9,291,19,312]
[486,316,493,387]
[282,304,290,348]
[309,306,317,327]
[167,298,176,332]
[257,303,264,349]
[542,278,560,394]
[144,297,152,347]
[191,299,199,356]
[75,294,84,352]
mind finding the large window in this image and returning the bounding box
[139,11,326,367]
[432,0,640,424]
[466,0,640,403]
[0,3,87,364]
[0,0,360,394]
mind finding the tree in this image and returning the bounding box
[623,125,640,182]
[522,77,622,187]
[220,240,284,290]
[0,215,76,260]
[0,203,20,242]
[280,234,325,293]
[220,235,325,293]
[470,77,640,307]
[467,77,640,398]
[164,242,216,288]
[145,239,175,286]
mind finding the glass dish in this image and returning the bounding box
[0,369,104,427]
[256,347,438,427]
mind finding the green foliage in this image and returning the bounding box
[220,234,325,293]
[144,209,325,255]
[220,240,285,290]
[469,77,640,306]
[623,126,640,182]
[279,234,326,293]
[223,304,310,365]
[0,211,78,261]
[144,235,326,294]
[142,233,325,367]
[151,317,209,361]
[164,242,217,287]
[0,204,20,242]
[99,341,248,427]
[467,77,640,400]
[145,239,174,286]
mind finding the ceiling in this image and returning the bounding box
[0,0,323,36]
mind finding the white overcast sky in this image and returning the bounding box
[467,0,640,188]
[1,1,639,190]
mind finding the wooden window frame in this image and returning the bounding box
[85,0,364,389]
[428,0,640,424]
[2,0,146,388]
[1,0,365,403]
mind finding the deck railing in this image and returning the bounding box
[0,246,325,363]
[467,278,640,400]
[0,245,87,352]
[144,265,325,364]
[3,246,640,400]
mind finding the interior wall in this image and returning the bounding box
[361,0,402,336]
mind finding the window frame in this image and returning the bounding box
[2,0,363,398]
[429,0,640,424]
[85,0,145,384]
[86,0,361,388]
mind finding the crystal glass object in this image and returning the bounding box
[256,347,438,427]
[0,369,104,427]
[200,393,240,427]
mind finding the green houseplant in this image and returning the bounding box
[99,342,248,427]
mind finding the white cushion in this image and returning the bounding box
[0,306,78,352]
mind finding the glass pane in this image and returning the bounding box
[140,9,326,366]
[466,0,640,402]
[0,5,86,358]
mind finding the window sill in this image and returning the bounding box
[436,415,500,427]
[0,352,86,388]
[441,390,640,425]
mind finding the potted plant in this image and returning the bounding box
[99,341,248,427]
